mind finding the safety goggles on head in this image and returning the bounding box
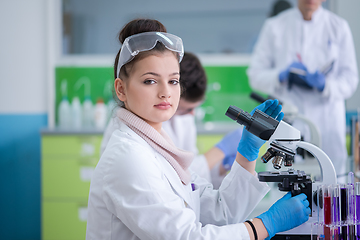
[117,32,184,77]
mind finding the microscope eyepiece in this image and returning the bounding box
[225,105,241,121]
[225,106,252,129]
[225,105,279,140]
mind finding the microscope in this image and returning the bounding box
[250,92,322,149]
[226,105,337,238]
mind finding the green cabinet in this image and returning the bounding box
[41,133,102,240]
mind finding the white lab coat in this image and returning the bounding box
[101,111,223,186]
[162,114,213,182]
[247,7,358,176]
[87,120,270,239]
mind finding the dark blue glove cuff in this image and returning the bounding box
[279,70,288,83]
[316,73,325,92]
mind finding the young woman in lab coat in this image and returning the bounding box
[100,52,242,188]
[86,18,310,240]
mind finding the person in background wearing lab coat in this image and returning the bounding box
[101,52,243,189]
[247,0,358,181]
[86,18,310,239]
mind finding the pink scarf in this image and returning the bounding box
[117,107,194,185]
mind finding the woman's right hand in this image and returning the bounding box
[237,99,284,161]
[256,192,311,239]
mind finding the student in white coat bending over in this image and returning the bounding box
[86,18,310,240]
[247,0,359,181]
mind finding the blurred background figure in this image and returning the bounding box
[269,0,293,17]
[247,0,359,182]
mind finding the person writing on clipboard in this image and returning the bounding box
[247,0,358,181]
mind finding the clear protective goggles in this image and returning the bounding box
[117,32,184,77]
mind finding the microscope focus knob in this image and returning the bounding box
[313,190,323,209]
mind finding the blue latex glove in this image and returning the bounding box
[222,154,236,171]
[216,128,243,157]
[304,71,326,92]
[279,62,307,83]
[216,128,243,170]
[257,192,311,239]
[280,61,326,92]
[237,99,284,161]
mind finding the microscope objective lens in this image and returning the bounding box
[273,152,286,170]
[261,147,276,163]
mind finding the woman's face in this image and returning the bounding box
[115,51,181,132]
[298,0,324,13]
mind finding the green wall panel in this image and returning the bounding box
[55,65,259,124]
[201,66,259,122]
[55,67,114,125]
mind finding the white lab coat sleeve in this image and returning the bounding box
[209,161,225,189]
[195,161,270,226]
[322,21,359,101]
[247,19,283,95]
[101,139,252,240]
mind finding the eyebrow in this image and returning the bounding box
[141,72,180,77]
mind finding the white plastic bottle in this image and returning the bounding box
[71,96,82,130]
[103,80,116,123]
[74,77,94,129]
[83,96,93,129]
[58,96,71,129]
[94,98,107,130]
[58,79,71,129]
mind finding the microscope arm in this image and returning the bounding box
[294,115,322,148]
[296,141,336,184]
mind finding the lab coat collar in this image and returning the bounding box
[311,6,324,23]
[296,5,324,23]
